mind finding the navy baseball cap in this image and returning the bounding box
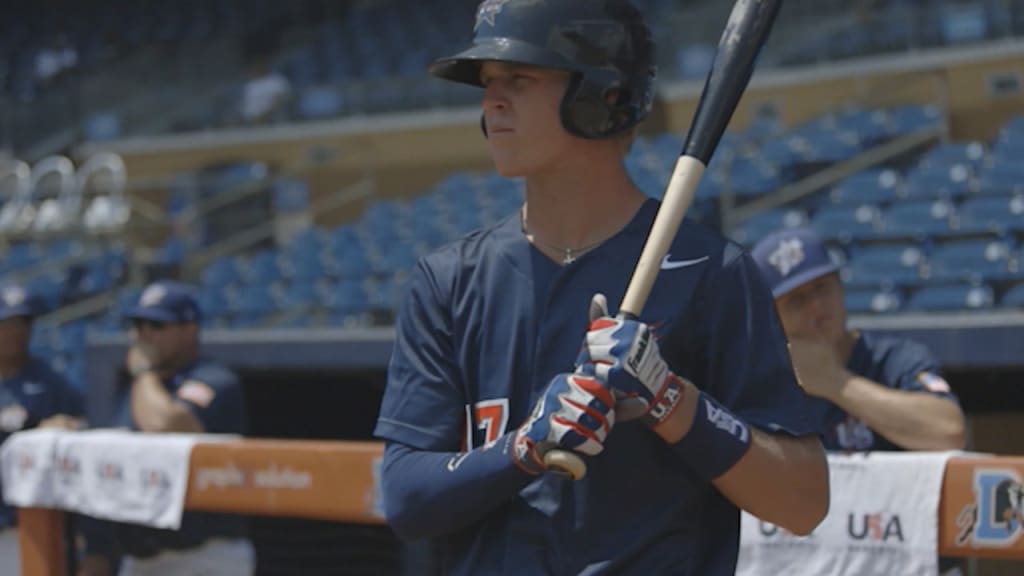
[123,280,201,324]
[751,227,842,298]
[0,284,36,321]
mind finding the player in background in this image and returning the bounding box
[750,227,966,452]
[77,280,251,576]
[374,1,829,574]
[0,282,85,575]
[751,227,967,575]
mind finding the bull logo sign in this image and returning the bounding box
[957,468,1024,548]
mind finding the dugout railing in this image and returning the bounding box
[14,437,1024,575]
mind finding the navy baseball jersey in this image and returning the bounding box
[85,358,247,558]
[811,331,960,452]
[375,198,819,575]
[0,357,83,527]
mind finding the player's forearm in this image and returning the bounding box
[130,374,203,433]
[713,430,829,535]
[380,436,536,541]
[830,374,966,450]
[654,382,828,535]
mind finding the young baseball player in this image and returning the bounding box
[374,1,829,574]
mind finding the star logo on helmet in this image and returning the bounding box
[475,0,511,30]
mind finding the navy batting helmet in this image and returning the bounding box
[429,0,656,140]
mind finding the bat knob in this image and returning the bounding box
[543,450,587,480]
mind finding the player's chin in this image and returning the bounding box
[488,155,530,178]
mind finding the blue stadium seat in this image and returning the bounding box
[844,288,904,314]
[828,168,901,205]
[886,105,943,135]
[280,280,321,312]
[729,208,808,246]
[198,286,230,319]
[810,204,880,242]
[298,86,342,120]
[906,283,995,311]
[324,279,369,315]
[956,195,1024,235]
[918,141,987,172]
[201,256,242,289]
[877,199,956,238]
[843,242,925,287]
[282,250,328,283]
[1002,283,1024,308]
[241,250,282,285]
[976,163,1024,196]
[901,163,972,199]
[926,238,1015,282]
[230,283,279,317]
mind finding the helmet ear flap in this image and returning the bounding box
[561,73,627,140]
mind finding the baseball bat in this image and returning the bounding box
[543,0,784,481]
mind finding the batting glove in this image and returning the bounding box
[511,372,616,475]
[575,293,686,427]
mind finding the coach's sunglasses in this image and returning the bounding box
[130,319,170,331]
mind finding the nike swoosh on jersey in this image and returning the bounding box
[660,255,710,270]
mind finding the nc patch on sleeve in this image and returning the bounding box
[917,371,951,393]
[177,380,216,408]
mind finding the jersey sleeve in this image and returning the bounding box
[374,257,466,451]
[174,364,246,434]
[685,246,820,437]
[884,339,960,404]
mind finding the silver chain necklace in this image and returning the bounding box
[520,206,604,265]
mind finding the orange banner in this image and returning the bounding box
[185,439,386,524]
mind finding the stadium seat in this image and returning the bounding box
[810,204,880,242]
[876,199,956,239]
[844,288,904,314]
[324,279,369,316]
[298,86,342,120]
[906,282,995,311]
[901,163,972,200]
[956,194,1024,235]
[926,238,1015,283]
[729,208,808,246]
[842,242,925,287]
[886,105,944,135]
[918,141,987,172]
[828,168,901,206]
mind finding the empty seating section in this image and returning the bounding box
[7,106,1024,394]
[732,112,1024,315]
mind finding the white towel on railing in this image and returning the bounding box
[1,429,200,530]
[736,450,961,576]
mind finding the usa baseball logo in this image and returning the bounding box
[768,238,805,277]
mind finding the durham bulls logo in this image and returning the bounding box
[957,468,1024,547]
[475,0,511,30]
